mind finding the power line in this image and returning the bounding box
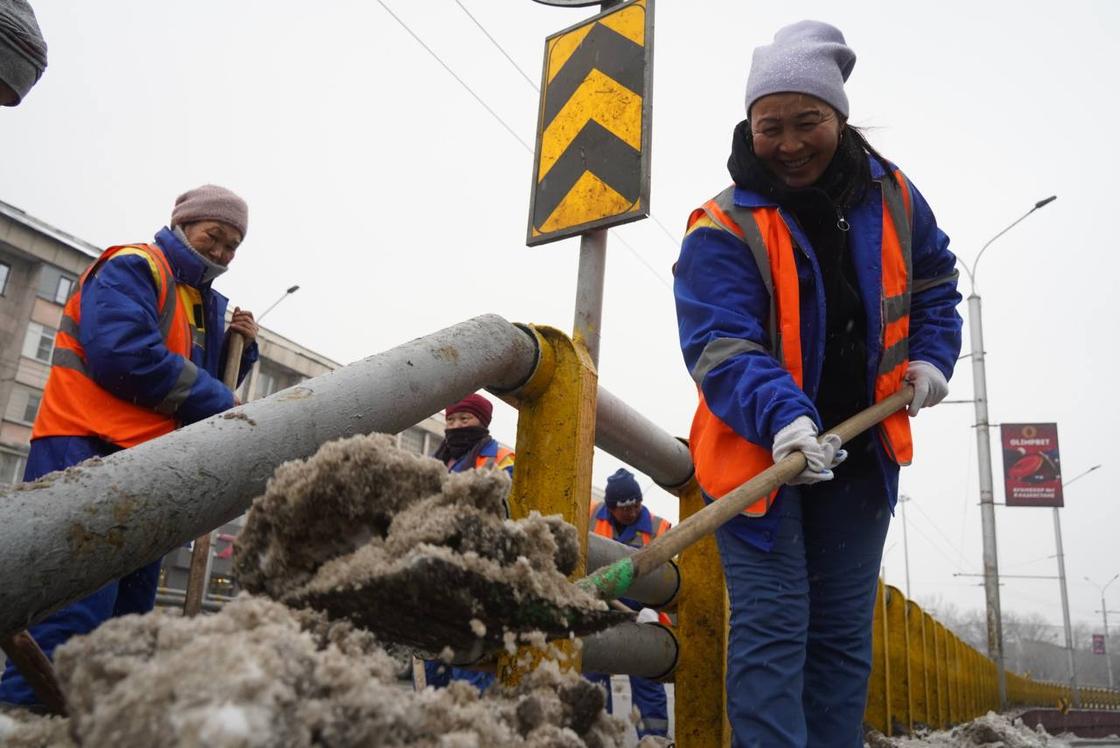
[903,517,966,575]
[613,231,672,292]
[650,214,682,254]
[450,0,683,265]
[907,496,971,569]
[379,0,675,290]
[452,0,540,93]
[373,0,534,153]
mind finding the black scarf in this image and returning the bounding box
[434,426,490,465]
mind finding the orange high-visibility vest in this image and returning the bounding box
[589,501,671,548]
[687,171,914,516]
[475,446,515,471]
[32,244,194,448]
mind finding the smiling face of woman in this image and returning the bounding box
[182,220,243,267]
[749,93,843,189]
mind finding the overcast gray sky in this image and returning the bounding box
[4,1,1118,638]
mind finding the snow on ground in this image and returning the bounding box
[865,711,1117,747]
[1,596,629,747]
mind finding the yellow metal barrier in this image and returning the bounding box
[674,478,731,748]
[498,325,597,684]
[864,580,1120,736]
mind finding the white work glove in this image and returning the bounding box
[772,415,847,486]
[636,608,660,624]
[905,361,949,417]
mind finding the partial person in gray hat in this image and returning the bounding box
[0,185,259,709]
[673,20,963,746]
[0,0,47,106]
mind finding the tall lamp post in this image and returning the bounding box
[959,195,1057,708]
[1085,572,1119,689]
[1055,463,1100,707]
[258,284,300,323]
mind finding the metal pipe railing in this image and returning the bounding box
[0,315,539,637]
[0,314,698,639]
[586,533,679,609]
[582,621,678,681]
[594,386,693,491]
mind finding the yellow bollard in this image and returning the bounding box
[935,624,951,727]
[885,585,911,734]
[497,325,597,685]
[926,614,944,728]
[674,478,731,748]
[906,600,929,728]
[866,578,891,734]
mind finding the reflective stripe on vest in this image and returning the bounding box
[686,172,914,515]
[475,446,514,471]
[32,244,195,447]
[589,501,670,548]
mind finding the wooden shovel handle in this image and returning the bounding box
[612,386,915,588]
[184,332,245,617]
[1,632,67,715]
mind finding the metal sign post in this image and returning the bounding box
[527,0,654,365]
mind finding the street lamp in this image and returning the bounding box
[1084,572,1119,689]
[958,194,1057,709]
[258,284,301,323]
[1054,463,1101,707]
[898,494,912,599]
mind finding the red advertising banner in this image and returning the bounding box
[1000,423,1063,507]
[1093,634,1106,655]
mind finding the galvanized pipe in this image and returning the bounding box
[586,533,679,609]
[0,313,696,639]
[572,230,608,367]
[594,387,693,491]
[0,315,539,638]
[582,621,678,681]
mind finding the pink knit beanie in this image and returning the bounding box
[170,185,249,238]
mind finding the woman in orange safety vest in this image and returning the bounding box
[673,21,962,747]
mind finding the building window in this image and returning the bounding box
[37,266,77,305]
[0,262,9,295]
[0,451,25,485]
[54,275,75,304]
[399,427,426,455]
[426,432,444,456]
[21,322,56,363]
[22,391,41,423]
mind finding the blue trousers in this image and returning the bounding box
[586,672,669,738]
[420,660,495,693]
[0,436,163,707]
[716,473,891,748]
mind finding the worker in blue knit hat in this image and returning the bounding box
[587,468,672,739]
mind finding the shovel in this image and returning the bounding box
[183,332,244,616]
[578,385,915,602]
[311,386,914,655]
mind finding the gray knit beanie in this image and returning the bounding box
[171,185,249,238]
[0,0,48,105]
[744,20,855,119]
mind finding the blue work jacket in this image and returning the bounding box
[674,158,963,547]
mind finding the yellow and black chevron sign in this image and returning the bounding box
[527,0,653,246]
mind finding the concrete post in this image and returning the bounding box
[968,293,1008,707]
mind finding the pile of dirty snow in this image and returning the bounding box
[233,434,625,653]
[0,704,70,748]
[865,711,1076,747]
[0,596,628,747]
